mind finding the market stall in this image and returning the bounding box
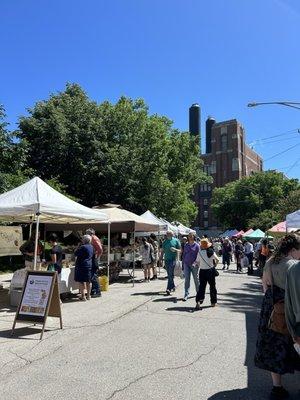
[0,177,108,304]
[243,228,272,241]
[286,209,300,231]
[267,221,287,237]
[171,221,196,236]
[46,207,159,285]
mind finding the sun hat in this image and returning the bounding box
[200,238,212,249]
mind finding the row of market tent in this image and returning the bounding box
[0,177,195,278]
[221,211,300,241]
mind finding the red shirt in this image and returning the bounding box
[91,235,103,258]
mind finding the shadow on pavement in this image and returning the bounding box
[207,280,300,400]
[166,306,195,313]
[131,291,166,297]
[0,326,52,339]
[152,297,178,303]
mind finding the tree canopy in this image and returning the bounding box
[15,83,207,224]
[211,170,299,230]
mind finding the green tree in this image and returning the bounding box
[0,105,31,193]
[277,189,300,220]
[18,84,207,225]
[211,170,299,229]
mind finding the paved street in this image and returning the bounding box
[0,267,299,400]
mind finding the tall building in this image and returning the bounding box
[189,103,201,151]
[193,117,263,230]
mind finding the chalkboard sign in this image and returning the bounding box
[11,271,62,340]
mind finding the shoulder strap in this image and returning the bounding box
[199,251,213,269]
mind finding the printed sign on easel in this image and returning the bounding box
[11,271,63,340]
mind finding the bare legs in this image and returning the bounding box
[144,264,151,281]
[271,372,282,387]
[79,282,91,300]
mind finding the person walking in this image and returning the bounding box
[235,240,244,272]
[139,237,153,282]
[161,231,181,295]
[149,233,159,280]
[195,238,220,310]
[74,235,94,301]
[255,233,300,399]
[86,228,102,298]
[244,239,254,275]
[222,238,232,270]
[182,233,200,301]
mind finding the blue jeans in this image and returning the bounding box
[165,259,176,291]
[183,264,199,297]
[91,272,101,295]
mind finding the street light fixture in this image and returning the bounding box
[248,101,300,110]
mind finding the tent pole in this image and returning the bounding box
[107,222,111,285]
[158,228,161,276]
[132,231,135,287]
[33,214,40,271]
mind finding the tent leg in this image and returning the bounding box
[107,223,111,285]
[132,231,135,287]
[33,214,40,271]
[158,229,161,276]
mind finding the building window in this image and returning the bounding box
[211,161,216,174]
[204,211,208,219]
[204,221,208,228]
[203,198,208,206]
[232,157,240,171]
[207,185,211,191]
[221,134,227,151]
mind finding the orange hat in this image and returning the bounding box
[200,238,212,249]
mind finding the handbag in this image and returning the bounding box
[174,257,184,279]
[199,251,219,277]
[268,268,290,336]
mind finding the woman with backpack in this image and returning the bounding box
[195,238,220,310]
[139,237,154,282]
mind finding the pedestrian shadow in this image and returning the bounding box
[152,297,178,303]
[207,279,300,400]
[131,291,165,297]
[166,306,195,313]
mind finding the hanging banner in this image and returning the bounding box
[0,226,23,256]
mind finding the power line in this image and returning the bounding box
[286,156,300,174]
[249,128,300,146]
[264,141,300,162]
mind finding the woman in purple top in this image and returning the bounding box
[182,233,200,301]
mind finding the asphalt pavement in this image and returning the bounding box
[0,266,299,400]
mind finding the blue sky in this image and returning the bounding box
[1,0,300,179]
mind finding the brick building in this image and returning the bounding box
[194,117,263,230]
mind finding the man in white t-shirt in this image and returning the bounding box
[195,238,220,310]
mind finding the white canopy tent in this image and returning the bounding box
[0,177,108,269]
[171,221,196,236]
[286,209,300,230]
[159,218,179,236]
[134,210,168,237]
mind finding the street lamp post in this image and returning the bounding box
[248,101,300,110]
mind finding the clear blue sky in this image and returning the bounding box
[1,0,300,179]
